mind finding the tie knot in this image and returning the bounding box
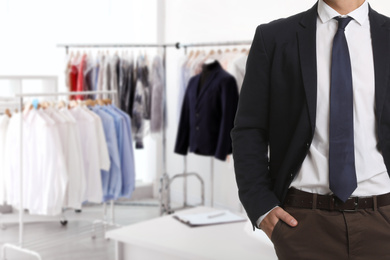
[334,16,353,30]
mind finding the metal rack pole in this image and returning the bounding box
[57,43,178,49]
[18,95,24,247]
[176,41,252,49]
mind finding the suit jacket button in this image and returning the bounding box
[306,142,310,148]
[196,126,199,131]
[290,173,294,179]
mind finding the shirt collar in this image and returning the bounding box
[318,0,368,26]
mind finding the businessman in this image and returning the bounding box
[231,0,390,259]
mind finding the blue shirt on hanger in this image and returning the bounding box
[93,107,122,201]
[109,104,136,197]
[101,105,135,198]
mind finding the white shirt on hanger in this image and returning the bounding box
[69,106,103,203]
[59,108,86,209]
[81,106,110,172]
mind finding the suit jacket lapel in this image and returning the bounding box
[196,68,219,109]
[297,3,318,134]
[369,6,390,123]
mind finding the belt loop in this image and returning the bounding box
[312,193,317,210]
[373,196,378,211]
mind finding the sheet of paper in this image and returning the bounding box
[173,210,246,227]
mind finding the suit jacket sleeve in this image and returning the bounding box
[215,76,239,160]
[231,25,280,227]
[174,84,191,155]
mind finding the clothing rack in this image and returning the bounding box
[176,40,252,55]
[164,40,252,211]
[58,43,179,216]
[1,90,118,260]
[57,41,252,214]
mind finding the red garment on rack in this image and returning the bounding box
[76,54,87,100]
[69,64,78,100]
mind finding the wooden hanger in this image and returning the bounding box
[187,50,195,59]
[41,101,50,109]
[5,109,11,118]
[57,100,66,109]
[97,99,105,106]
[84,99,96,107]
[69,100,78,109]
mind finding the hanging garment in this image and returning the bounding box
[132,79,145,149]
[58,108,86,210]
[118,55,133,116]
[137,55,151,120]
[227,53,247,92]
[129,57,136,116]
[69,57,79,100]
[93,107,122,201]
[101,105,135,197]
[96,55,106,100]
[84,55,95,99]
[15,110,68,216]
[109,105,136,197]
[150,55,164,133]
[102,56,111,99]
[174,61,239,161]
[76,54,87,100]
[69,107,104,203]
[110,55,120,106]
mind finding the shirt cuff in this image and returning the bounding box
[256,206,280,229]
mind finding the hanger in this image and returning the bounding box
[84,99,96,107]
[57,100,66,109]
[5,109,11,118]
[23,101,32,116]
[69,100,78,109]
[97,99,105,106]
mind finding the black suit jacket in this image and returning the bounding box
[175,62,239,161]
[231,2,390,227]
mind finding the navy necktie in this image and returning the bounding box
[329,16,357,202]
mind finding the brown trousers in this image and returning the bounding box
[271,205,390,260]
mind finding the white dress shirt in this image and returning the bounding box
[59,108,86,209]
[70,107,103,203]
[24,110,68,216]
[258,0,390,227]
[292,0,390,196]
[81,106,110,172]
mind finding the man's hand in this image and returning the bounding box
[259,207,298,239]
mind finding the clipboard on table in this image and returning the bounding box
[173,210,246,227]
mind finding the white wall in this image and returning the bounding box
[164,0,390,212]
[0,0,159,184]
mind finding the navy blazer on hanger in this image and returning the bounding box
[175,61,239,161]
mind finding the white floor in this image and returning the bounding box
[0,201,160,260]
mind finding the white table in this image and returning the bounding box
[106,206,277,260]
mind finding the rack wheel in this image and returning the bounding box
[60,220,68,226]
